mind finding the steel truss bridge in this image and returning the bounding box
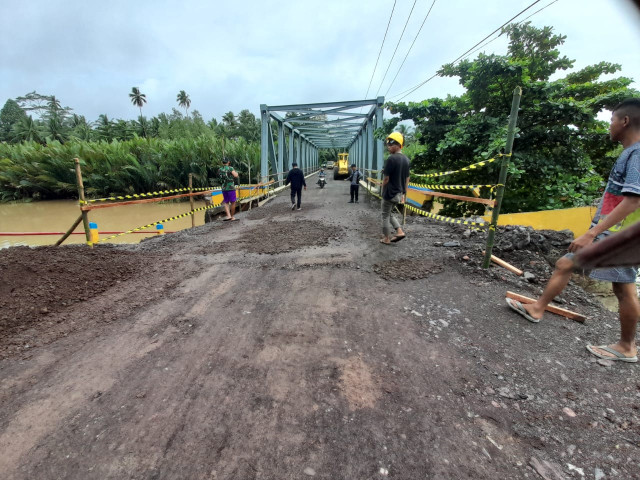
[260,98,386,184]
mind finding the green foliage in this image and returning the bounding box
[0,99,28,141]
[0,136,260,202]
[387,23,638,216]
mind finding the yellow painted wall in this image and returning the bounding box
[484,206,598,237]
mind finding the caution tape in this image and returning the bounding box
[92,201,224,245]
[405,204,487,230]
[409,183,496,191]
[82,187,219,204]
[412,153,510,179]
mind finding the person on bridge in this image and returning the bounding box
[219,157,239,221]
[347,164,363,203]
[317,168,326,186]
[285,162,306,210]
[380,132,410,245]
[506,98,640,363]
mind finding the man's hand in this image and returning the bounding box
[568,231,596,253]
[304,186,307,190]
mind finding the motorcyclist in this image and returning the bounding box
[317,168,326,186]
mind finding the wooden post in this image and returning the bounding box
[482,87,522,268]
[189,173,195,228]
[74,158,92,247]
[248,158,252,211]
[55,215,83,246]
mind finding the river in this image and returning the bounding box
[0,199,210,248]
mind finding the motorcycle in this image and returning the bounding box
[318,176,326,188]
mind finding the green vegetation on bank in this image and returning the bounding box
[0,136,259,202]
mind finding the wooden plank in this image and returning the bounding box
[506,291,586,323]
[425,190,496,206]
[81,191,212,211]
[490,255,523,276]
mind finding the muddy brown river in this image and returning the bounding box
[0,199,209,248]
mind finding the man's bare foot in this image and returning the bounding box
[380,238,391,245]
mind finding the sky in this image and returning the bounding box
[1,0,639,123]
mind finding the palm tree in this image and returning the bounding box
[129,87,147,137]
[11,116,45,143]
[177,90,191,117]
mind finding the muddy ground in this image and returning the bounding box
[0,176,638,480]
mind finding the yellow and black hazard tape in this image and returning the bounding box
[412,153,511,179]
[81,187,219,204]
[409,182,496,191]
[405,204,487,230]
[92,201,224,245]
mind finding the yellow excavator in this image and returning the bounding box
[333,152,350,180]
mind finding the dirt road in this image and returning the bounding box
[1,176,639,479]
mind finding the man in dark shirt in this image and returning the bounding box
[284,162,307,210]
[380,132,410,244]
[347,164,363,203]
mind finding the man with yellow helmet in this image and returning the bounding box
[380,131,410,244]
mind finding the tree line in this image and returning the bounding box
[0,90,260,144]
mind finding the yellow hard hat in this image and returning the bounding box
[385,131,404,147]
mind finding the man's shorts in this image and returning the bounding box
[222,189,236,204]
[565,234,638,284]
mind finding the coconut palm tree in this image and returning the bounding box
[129,87,147,137]
[11,115,45,143]
[177,90,191,117]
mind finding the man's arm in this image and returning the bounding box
[569,195,640,252]
[231,168,239,178]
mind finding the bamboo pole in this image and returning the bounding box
[482,87,522,268]
[74,158,92,247]
[189,173,195,228]
[55,215,83,246]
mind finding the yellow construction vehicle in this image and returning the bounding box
[334,152,350,180]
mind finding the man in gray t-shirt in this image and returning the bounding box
[380,132,410,244]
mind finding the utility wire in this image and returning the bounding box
[390,0,546,101]
[457,0,560,64]
[375,0,419,97]
[384,0,438,97]
[363,0,397,101]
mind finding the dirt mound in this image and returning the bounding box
[374,258,444,281]
[0,246,169,358]
[235,219,344,254]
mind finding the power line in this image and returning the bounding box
[363,0,397,101]
[390,0,547,101]
[375,0,419,97]
[384,0,438,97]
[457,0,560,64]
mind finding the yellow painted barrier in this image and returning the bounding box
[483,206,598,237]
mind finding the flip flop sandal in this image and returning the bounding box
[379,239,391,245]
[506,298,540,323]
[586,345,638,363]
[390,235,406,243]
[222,218,232,221]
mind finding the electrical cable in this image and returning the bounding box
[384,0,438,97]
[390,0,547,101]
[363,0,397,101]
[375,0,419,97]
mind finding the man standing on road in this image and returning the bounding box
[347,163,363,203]
[219,157,239,221]
[380,132,410,244]
[285,162,306,210]
[506,98,640,363]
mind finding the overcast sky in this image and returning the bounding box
[1,0,639,122]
